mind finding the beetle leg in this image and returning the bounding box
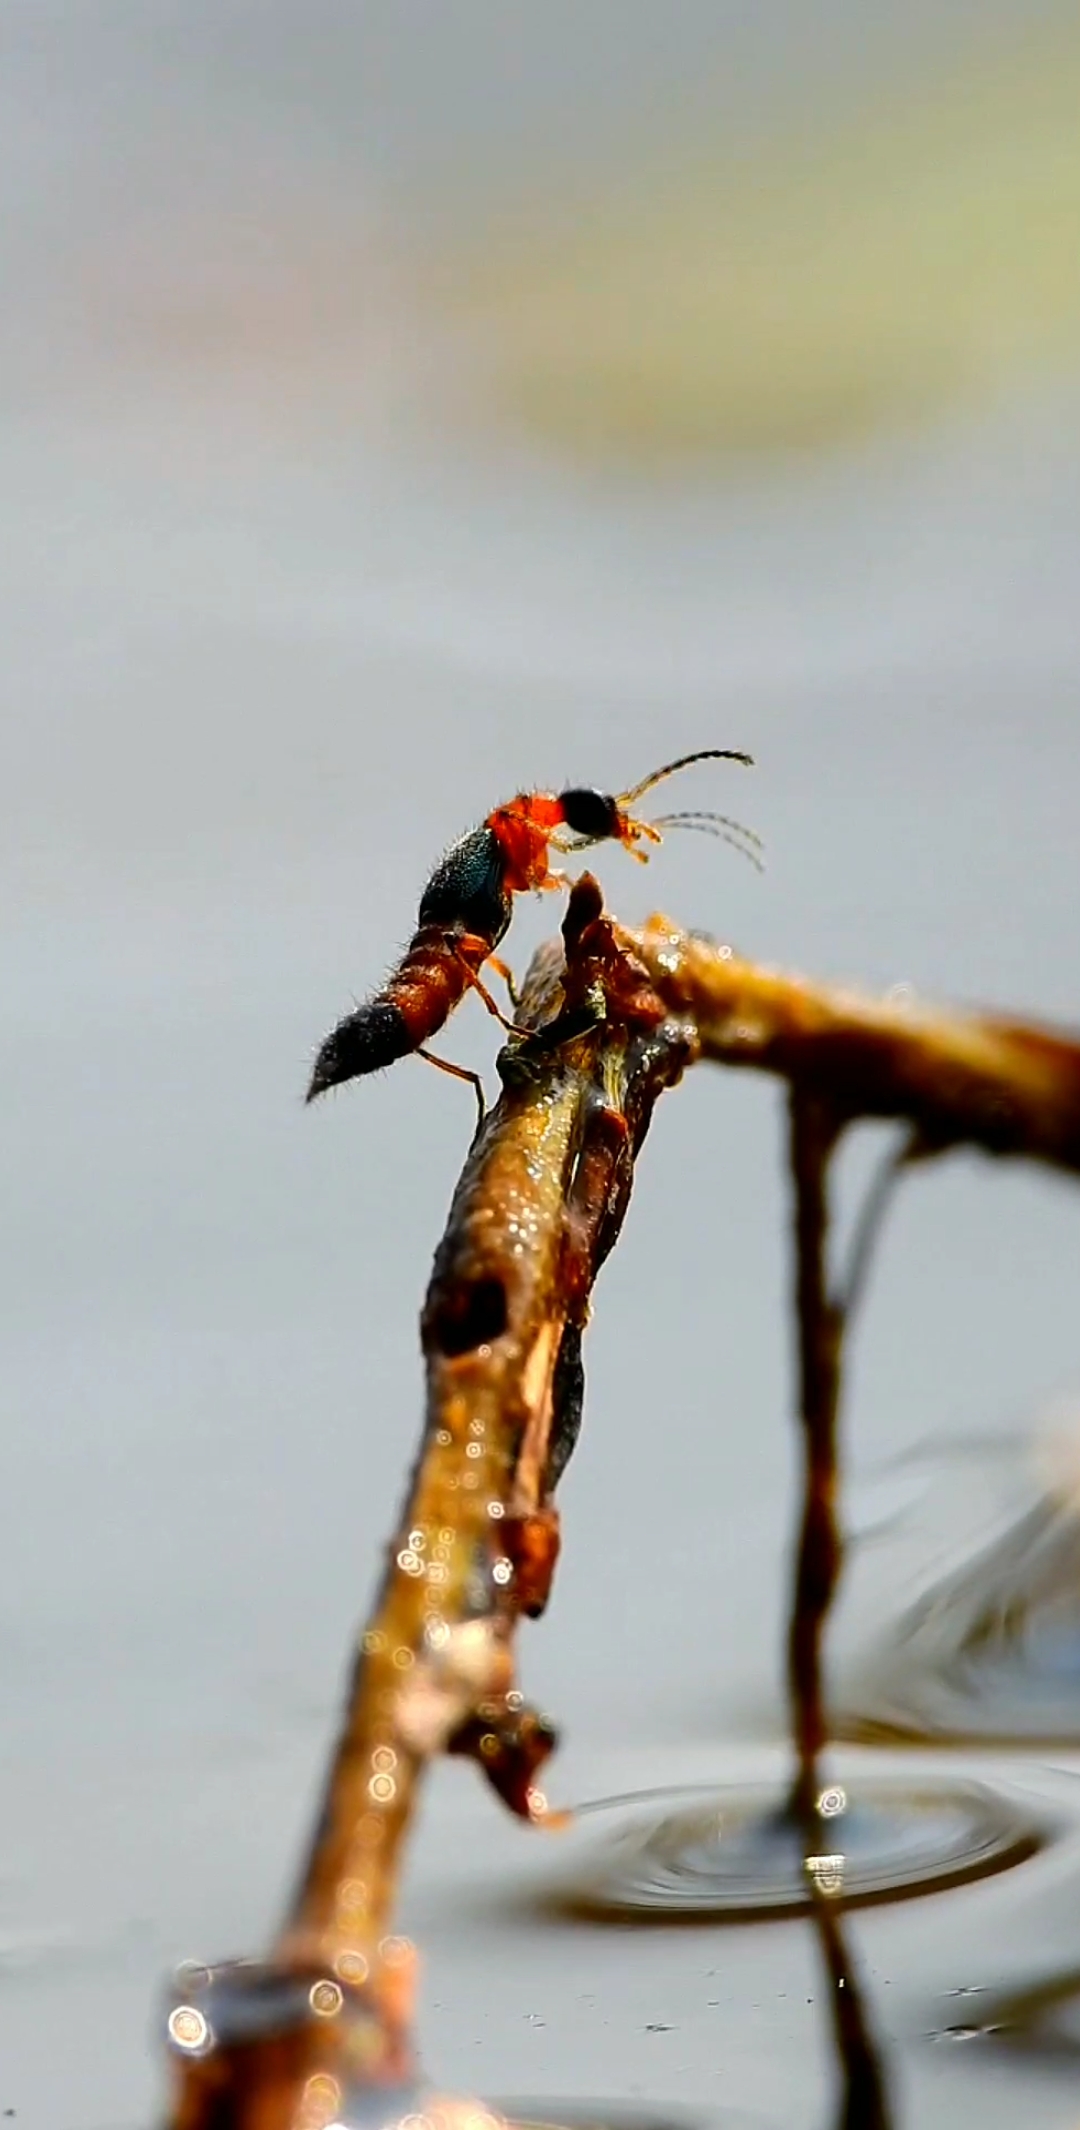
[452,941,518,1031]
[416,1046,486,1130]
[486,954,521,1008]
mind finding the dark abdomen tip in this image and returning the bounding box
[306,999,413,1101]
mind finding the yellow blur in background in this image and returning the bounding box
[453,21,1080,460]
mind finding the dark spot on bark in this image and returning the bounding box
[429,1276,508,1356]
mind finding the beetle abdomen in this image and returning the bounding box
[306,998,413,1101]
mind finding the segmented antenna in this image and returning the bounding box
[651,809,765,872]
[616,747,754,808]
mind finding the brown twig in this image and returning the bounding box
[625,914,1080,2129]
[786,1088,892,2130]
[787,1089,844,1823]
[160,880,691,2130]
[629,918,1080,1174]
[159,904,1080,2130]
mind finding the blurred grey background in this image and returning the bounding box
[2,6,1080,2126]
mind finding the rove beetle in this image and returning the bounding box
[306,747,758,1110]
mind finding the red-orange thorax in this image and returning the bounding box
[485,793,563,894]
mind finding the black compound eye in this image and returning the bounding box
[558,787,620,840]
